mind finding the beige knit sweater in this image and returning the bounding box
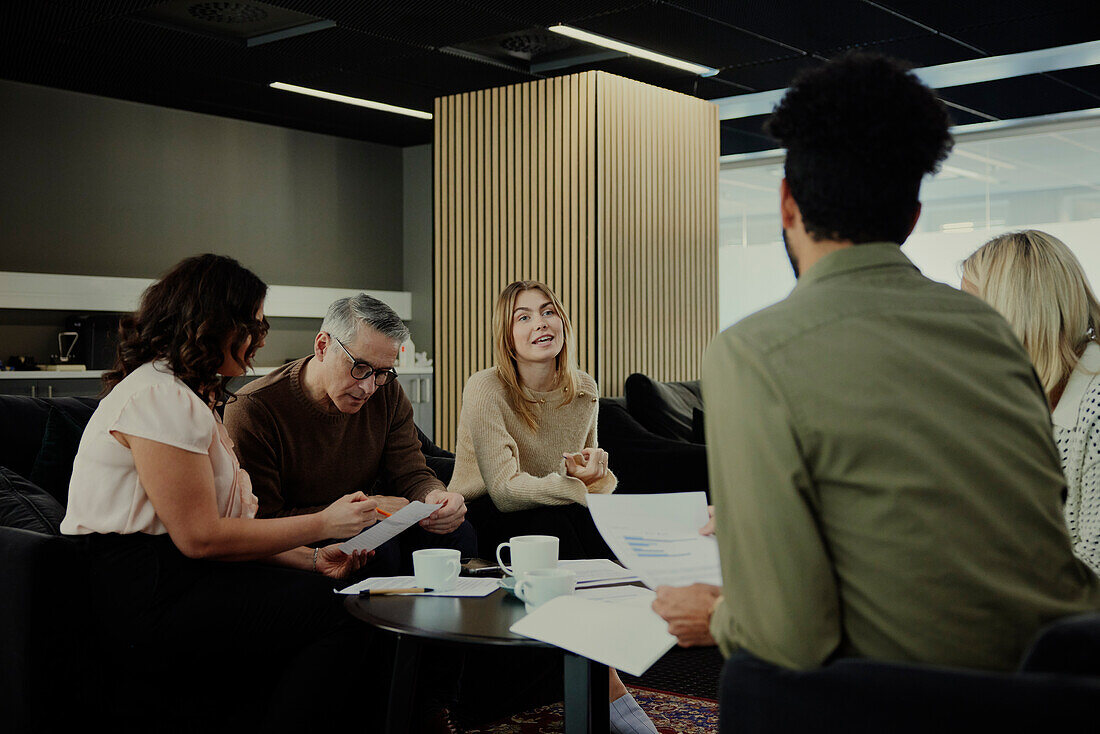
[447,367,617,512]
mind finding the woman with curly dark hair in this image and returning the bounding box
[61,254,381,730]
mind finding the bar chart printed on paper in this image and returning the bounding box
[587,492,722,589]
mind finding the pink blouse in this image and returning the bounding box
[61,361,258,536]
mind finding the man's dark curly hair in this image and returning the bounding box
[104,254,269,404]
[764,52,954,244]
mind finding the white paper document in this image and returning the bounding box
[337,575,499,597]
[510,596,676,677]
[337,501,441,553]
[558,559,642,588]
[586,492,721,589]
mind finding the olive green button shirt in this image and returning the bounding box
[705,243,1100,672]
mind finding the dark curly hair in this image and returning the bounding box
[104,254,269,405]
[764,52,954,244]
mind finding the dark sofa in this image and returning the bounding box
[0,393,463,733]
[0,396,335,733]
[721,613,1100,732]
[0,396,97,733]
[598,373,708,497]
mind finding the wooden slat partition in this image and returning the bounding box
[434,71,717,449]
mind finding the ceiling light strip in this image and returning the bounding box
[269,82,433,120]
[718,107,1100,169]
[917,39,1100,90]
[712,40,1100,121]
[549,24,719,77]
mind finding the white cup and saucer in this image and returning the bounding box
[515,567,577,612]
[412,548,462,592]
[496,534,559,591]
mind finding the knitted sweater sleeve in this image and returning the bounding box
[462,377,590,512]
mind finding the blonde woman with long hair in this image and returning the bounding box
[962,230,1100,574]
[449,281,657,734]
[449,280,616,553]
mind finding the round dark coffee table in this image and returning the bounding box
[345,588,609,733]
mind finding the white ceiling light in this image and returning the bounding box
[712,40,1100,121]
[269,82,433,120]
[549,24,719,77]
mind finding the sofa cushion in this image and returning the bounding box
[0,395,98,479]
[0,466,65,534]
[29,405,88,504]
[598,397,709,496]
[624,373,704,443]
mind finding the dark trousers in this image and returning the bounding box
[77,533,385,734]
[465,497,614,560]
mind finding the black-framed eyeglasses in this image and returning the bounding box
[329,333,398,385]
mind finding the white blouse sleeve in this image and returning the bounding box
[109,383,215,455]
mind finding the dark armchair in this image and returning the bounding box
[598,373,708,497]
[719,612,1100,733]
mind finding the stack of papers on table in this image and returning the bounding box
[510,596,676,677]
[558,558,641,587]
[586,491,721,589]
[337,576,499,597]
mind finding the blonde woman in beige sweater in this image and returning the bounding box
[449,280,658,734]
[449,280,616,557]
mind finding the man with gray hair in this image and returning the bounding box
[225,293,474,575]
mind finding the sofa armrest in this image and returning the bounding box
[0,528,89,732]
[598,398,708,496]
[1020,612,1100,676]
[722,650,1100,733]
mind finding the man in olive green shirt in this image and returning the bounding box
[653,53,1100,673]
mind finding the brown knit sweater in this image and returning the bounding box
[447,367,616,512]
[223,356,442,518]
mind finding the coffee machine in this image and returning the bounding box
[63,314,122,370]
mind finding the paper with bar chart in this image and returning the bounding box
[586,492,721,589]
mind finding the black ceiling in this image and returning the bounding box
[2,1,1098,155]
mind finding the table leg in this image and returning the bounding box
[563,653,609,734]
[386,633,422,734]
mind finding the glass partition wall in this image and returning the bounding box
[718,109,1100,330]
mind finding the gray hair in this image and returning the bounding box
[321,293,409,345]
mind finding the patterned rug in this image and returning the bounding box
[464,686,719,733]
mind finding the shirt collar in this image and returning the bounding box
[793,242,918,293]
[1053,341,1100,429]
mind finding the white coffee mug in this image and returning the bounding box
[412,548,461,591]
[496,535,558,580]
[515,568,576,612]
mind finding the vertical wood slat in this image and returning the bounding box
[434,71,716,449]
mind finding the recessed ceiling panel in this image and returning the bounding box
[669,0,925,56]
[870,0,1090,41]
[843,33,981,67]
[135,0,336,47]
[714,56,823,94]
[939,74,1100,121]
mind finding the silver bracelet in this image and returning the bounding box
[312,547,319,572]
